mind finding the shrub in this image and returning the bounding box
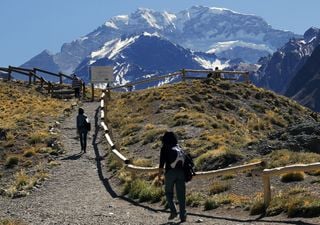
[125,179,164,203]
[5,155,19,168]
[250,200,265,215]
[132,158,153,167]
[209,181,230,195]
[142,128,166,145]
[280,172,305,183]
[23,148,36,157]
[204,198,219,210]
[28,130,49,144]
[186,192,203,207]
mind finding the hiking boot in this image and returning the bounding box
[168,212,177,220]
[180,215,187,223]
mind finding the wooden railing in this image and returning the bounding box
[109,69,250,91]
[262,162,320,207]
[1,66,86,97]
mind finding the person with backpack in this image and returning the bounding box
[76,107,90,153]
[72,74,83,99]
[159,131,187,223]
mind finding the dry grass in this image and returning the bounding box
[104,79,319,217]
[0,80,72,197]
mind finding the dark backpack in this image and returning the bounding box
[183,153,195,182]
[170,146,195,182]
[85,117,91,131]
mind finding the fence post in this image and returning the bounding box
[33,69,37,84]
[28,72,32,85]
[48,82,52,94]
[103,90,108,125]
[82,82,86,98]
[8,71,12,81]
[91,83,94,102]
[263,174,271,207]
[59,74,63,84]
[181,69,186,81]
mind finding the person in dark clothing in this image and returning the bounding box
[76,108,89,153]
[213,66,221,79]
[159,131,187,222]
[72,74,82,98]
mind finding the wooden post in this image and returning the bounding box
[40,77,44,88]
[59,74,63,84]
[8,71,12,81]
[244,72,250,83]
[181,69,186,81]
[33,69,37,84]
[103,90,108,125]
[28,72,32,85]
[82,82,86,98]
[106,84,111,100]
[48,82,52,94]
[91,83,94,102]
[263,174,271,207]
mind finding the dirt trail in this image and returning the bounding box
[1,102,319,225]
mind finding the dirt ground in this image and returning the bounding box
[1,102,319,225]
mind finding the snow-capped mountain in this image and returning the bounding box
[74,33,230,88]
[21,5,299,77]
[256,27,320,94]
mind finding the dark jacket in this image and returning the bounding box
[159,144,183,172]
[72,77,82,89]
[77,114,88,132]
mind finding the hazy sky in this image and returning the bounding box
[1,0,320,67]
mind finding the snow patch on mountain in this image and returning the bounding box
[194,56,229,69]
[91,36,138,60]
[207,41,274,54]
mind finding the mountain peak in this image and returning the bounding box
[304,27,320,42]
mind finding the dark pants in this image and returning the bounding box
[79,130,87,152]
[165,168,186,219]
[74,88,80,98]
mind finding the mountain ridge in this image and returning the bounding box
[21,5,299,76]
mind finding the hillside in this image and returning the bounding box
[106,79,320,216]
[0,80,73,198]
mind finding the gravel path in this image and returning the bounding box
[1,102,319,225]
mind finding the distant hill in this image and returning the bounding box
[106,79,320,171]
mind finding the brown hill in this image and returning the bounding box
[106,79,320,217]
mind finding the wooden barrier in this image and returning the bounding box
[110,71,182,90]
[195,161,263,178]
[109,69,250,91]
[262,162,320,207]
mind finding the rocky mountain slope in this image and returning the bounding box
[285,44,320,112]
[74,33,228,86]
[256,27,320,94]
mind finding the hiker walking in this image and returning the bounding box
[72,74,82,98]
[76,108,90,153]
[159,131,187,222]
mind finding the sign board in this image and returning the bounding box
[90,66,113,83]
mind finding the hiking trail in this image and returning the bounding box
[1,102,319,225]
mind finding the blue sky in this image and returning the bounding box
[1,0,320,67]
